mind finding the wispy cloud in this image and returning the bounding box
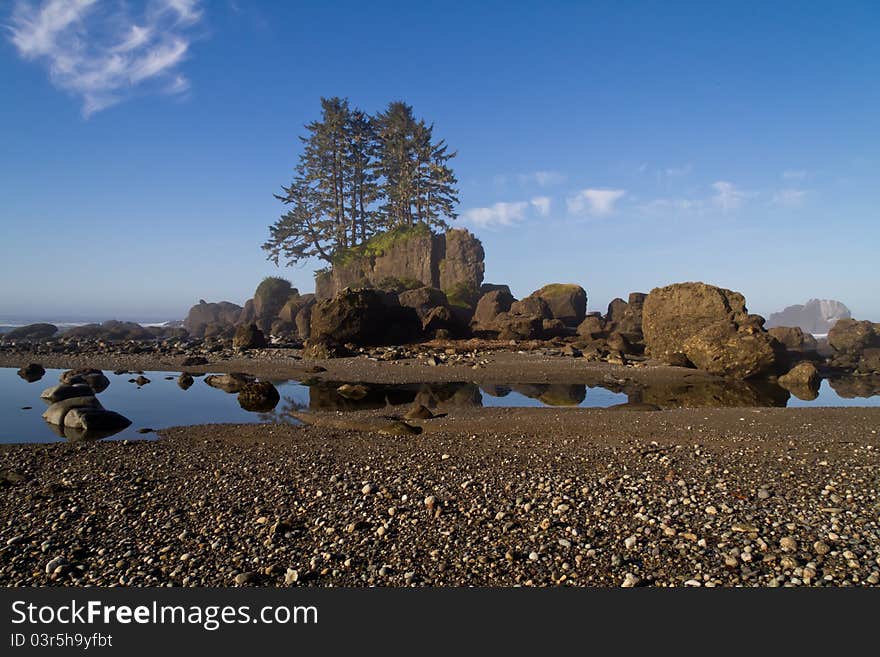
[566,188,626,216]
[7,0,203,116]
[772,188,808,207]
[711,181,747,211]
[530,196,551,216]
[463,201,529,228]
[517,170,567,187]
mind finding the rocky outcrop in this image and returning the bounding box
[249,278,296,333]
[65,321,154,341]
[309,288,421,349]
[528,284,587,326]
[314,227,484,304]
[184,301,244,338]
[2,323,57,341]
[766,299,851,334]
[642,282,781,379]
[828,318,880,373]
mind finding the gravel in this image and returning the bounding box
[1,406,878,587]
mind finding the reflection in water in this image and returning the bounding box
[44,420,130,442]
[5,366,880,445]
[632,379,791,408]
[828,375,880,399]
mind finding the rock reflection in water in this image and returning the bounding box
[631,379,790,409]
[44,420,128,442]
[828,376,880,399]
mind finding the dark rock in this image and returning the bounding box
[60,368,110,392]
[63,408,131,432]
[17,363,45,382]
[40,384,95,403]
[204,372,255,393]
[577,314,605,338]
[510,296,551,319]
[181,356,208,366]
[778,362,821,400]
[768,326,818,353]
[471,289,515,333]
[398,287,449,323]
[530,284,587,326]
[65,321,153,341]
[183,301,243,338]
[42,396,103,425]
[494,312,543,340]
[3,323,57,341]
[177,373,194,390]
[232,323,267,350]
[238,381,280,412]
[309,288,421,347]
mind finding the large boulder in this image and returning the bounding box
[493,312,544,340]
[828,318,880,355]
[768,326,819,353]
[682,323,780,379]
[40,384,95,403]
[232,323,267,350]
[577,314,605,338]
[251,277,295,333]
[2,323,58,341]
[309,288,421,347]
[529,284,587,326]
[398,287,449,323]
[778,362,821,400]
[471,289,514,333]
[59,368,110,392]
[184,301,243,338]
[510,296,551,319]
[63,408,131,432]
[642,283,778,376]
[42,396,103,425]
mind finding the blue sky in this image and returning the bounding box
[1,0,878,322]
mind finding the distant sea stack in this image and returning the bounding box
[766,299,851,334]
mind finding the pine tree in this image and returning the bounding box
[264,97,459,268]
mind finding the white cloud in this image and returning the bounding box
[517,170,567,187]
[463,201,529,228]
[566,188,625,216]
[711,181,746,211]
[773,188,808,207]
[530,196,551,216]
[8,0,203,116]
